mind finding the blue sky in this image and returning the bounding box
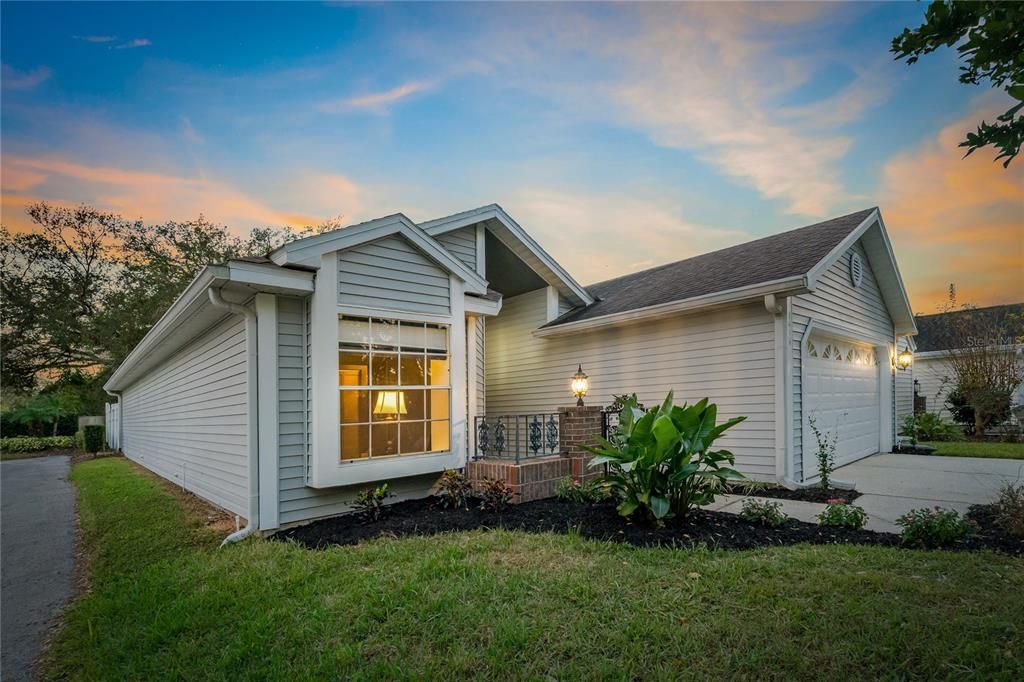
[2,1,1021,310]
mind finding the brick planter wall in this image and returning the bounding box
[465,405,608,503]
[559,405,605,484]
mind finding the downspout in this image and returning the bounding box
[208,287,260,546]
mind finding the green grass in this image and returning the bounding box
[49,458,1024,680]
[922,440,1024,460]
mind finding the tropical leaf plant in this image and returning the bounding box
[585,392,746,522]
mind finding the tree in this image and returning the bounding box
[892,1,1024,166]
[1,202,337,393]
[936,291,1024,437]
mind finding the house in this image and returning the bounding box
[902,303,1024,421]
[103,204,916,536]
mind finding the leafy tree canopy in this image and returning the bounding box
[1,202,336,403]
[892,1,1024,166]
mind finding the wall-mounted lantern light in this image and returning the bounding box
[896,349,913,371]
[570,364,589,406]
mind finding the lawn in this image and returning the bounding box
[48,458,1024,680]
[922,440,1024,460]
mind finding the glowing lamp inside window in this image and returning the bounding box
[570,364,589,406]
[373,390,407,416]
[896,349,913,371]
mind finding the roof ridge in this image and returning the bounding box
[584,206,877,290]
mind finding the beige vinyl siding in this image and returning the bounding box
[277,296,438,526]
[486,290,778,478]
[435,226,478,272]
[895,337,914,423]
[913,357,954,420]
[121,315,249,516]
[475,317,486,416]
[790,240,895,479]
[338,235,451,316]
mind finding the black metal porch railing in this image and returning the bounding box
[473,414,560,463]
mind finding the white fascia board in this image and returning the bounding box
[103,265,229,391]
[226,260,315,293]
[270,213,487,294]
[869,211,917,336]
[533,275,808,338]
[915,343,1023,360]
[804,209,880,288]
[464,294,502,316]
[422,204,595,307]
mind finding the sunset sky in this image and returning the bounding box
[1,1,1021,313]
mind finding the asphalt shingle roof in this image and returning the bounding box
[913,303,1024,352]
[544,207,878,327]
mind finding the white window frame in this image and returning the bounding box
[307,253,466,488]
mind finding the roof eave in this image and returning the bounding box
[533,275,808,338]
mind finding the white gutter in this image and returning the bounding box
[208,287,260,546]
[533,275,808,338]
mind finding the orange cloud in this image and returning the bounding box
[319,80,436,114]
[882,99,1024,312]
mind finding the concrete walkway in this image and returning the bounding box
[708,453,1024,534]
[1,455,77,682]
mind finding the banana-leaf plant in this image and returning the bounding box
[586,391,746,522]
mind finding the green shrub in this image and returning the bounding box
[436,469,473,509]
[353,483,391,522]
[817,501,868,529]
[83,425,104,453]
[0,435,75,453]
[896,507,976,548]
[478,478,513,512]
[556,476,610,503]
[899,413,962,443]
[74,431,85,450]
[739,499,788,527]
[993,483,1024,538]
[587,392,746,522]
[946,387,1012,436]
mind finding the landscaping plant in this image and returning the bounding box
[478,478,513,512]
[993,483,1024,538]
[817,500,868,530]
[586,391,746,522]
[83,424,104,453]
[899,412,963,443]
[738,499,788,527]
[0,435,75,453]
[896,507,976,548]
[436,469,473,509]
[353,483,391,522]
[556,476,609,503]
[807,415,837,489]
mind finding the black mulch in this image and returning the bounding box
[726,484,862,504]
[277,496,898,552]
[967,504,1024,555]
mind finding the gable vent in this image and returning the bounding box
[849,252,864,288]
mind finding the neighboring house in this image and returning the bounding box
[900,304,1024,422]
[104,205,916,533]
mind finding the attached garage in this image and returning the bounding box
[802,334,883,470]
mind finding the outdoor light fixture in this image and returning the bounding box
[571,364,589,406]
[373,390,407,416]
[896,349,913,371]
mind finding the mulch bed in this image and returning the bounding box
[967,504,1024,555]
[726,484,862,504]
[277,496,898,552]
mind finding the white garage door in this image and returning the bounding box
[804,335,881,470]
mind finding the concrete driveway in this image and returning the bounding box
[836,453,1024,533]
[1,455,77,682]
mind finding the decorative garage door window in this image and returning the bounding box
[807,338,876,366]
[338,316,451,461]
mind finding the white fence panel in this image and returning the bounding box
[105,402,120,450]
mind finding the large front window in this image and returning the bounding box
[338,316,451,461]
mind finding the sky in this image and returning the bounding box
[1,1,1021,313]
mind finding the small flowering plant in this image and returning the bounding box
[556,476,610,503]
[739,499,789,527]
[817,499,868,529]
[896,507,977,548]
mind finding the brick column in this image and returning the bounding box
[558,405,605,483]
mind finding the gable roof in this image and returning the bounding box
[268,212,487,295]
[538,207,916,337]
[421,203,594,307]
[914,303,1024,353]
